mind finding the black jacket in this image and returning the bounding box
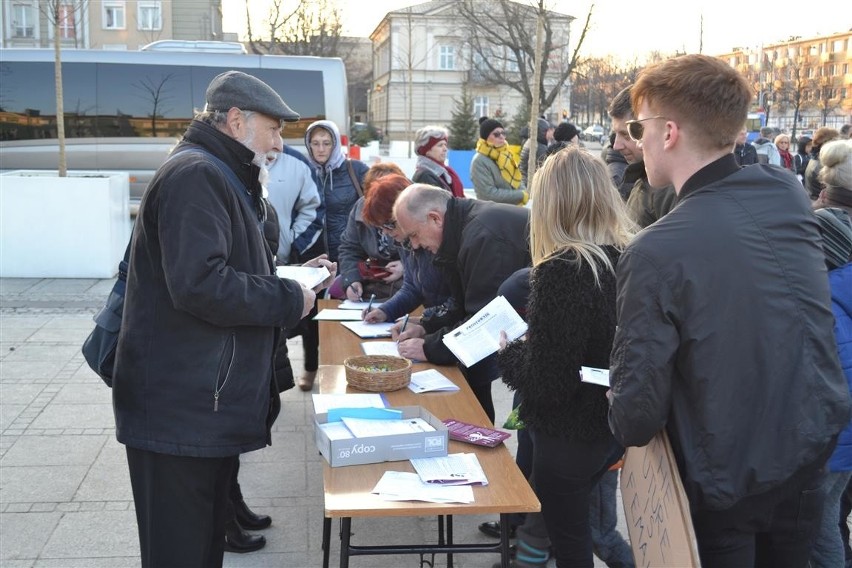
[734,143,758,166]
[609,155,850,511]
[113,120,305,458]
[500,247,620,440]
[422,199,531,364]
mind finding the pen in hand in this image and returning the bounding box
[400,313,410,335]
[366,293,375,313]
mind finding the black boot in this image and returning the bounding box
[234,497,272,530]
[224,519,266,553]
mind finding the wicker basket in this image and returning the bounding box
[343,355,412,392]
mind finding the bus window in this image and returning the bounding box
[97,63,194,139]
[189,66,327,141]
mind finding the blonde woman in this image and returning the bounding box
[498,147,634,567]
[774,133,795,172]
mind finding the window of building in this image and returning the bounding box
[138,1,162,31]
[833,39,845,52]
[12,2,36,38]
[103,1,125,30]
[58,3,76,39]
[439,45,455,70]
[473,96,489,118]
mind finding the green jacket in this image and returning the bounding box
[470,152,526,205]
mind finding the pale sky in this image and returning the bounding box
[221,0,848,59]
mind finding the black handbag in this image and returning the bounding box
[82,242,130,387]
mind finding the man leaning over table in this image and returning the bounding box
[112,70,335,568]
[391,183,531,424]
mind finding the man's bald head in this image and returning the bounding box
[393,184,451,254]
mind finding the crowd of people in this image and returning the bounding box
[109,56,852,568]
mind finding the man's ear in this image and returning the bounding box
[225,107,244,136]
[427,210,443,229]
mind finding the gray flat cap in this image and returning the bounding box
[205,70,299,122]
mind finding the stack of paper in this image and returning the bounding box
[340,416,436,437]
[408,369,459,393]
[409,453,488,486]
[372,471,474,503]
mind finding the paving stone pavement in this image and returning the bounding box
[0,278,626,567]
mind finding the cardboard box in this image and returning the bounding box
[314,405,449,467]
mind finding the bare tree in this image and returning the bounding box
[133,74,177,138]
[458,0,593,115]
[775,54,809,140]
[39,0,88,177]
[246,0,343,57]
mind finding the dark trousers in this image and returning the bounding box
[691,466,828,568]
[126,447,236,568]
[532,429,623,568]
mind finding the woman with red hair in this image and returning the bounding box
[360,174,453,325]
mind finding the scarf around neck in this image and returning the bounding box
[415,155,465,198]
[476,138,522,189]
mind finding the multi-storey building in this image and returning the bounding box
[368,0,574,144]
[0,1,223,51]
[717,30,851,131]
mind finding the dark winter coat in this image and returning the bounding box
[304,120,369,262]
[499,247,620,440]
[113,120,305,458]
[422,198,531,364]
[337,198,400,291]
[609,155,850,511]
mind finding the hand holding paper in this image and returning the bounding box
[442,296,528,367]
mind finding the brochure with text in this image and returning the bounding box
[441,295,527,367]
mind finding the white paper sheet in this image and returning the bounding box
[340,417,435,438]
[275,265,331,289]
[441,296,528,367]
[408,369,460,393]
[361,341,401,357]
[318,421,355,440]
[340,321,394,338]
[371,471,475,503]
[313,309,364,321]
[338,299,384,310]
[580,366,610,387]
[410,453,488,486]
[311,393,387,415]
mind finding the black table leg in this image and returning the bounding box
[322,516,331,568]
[499,513,511,568]
[339,517,352,568]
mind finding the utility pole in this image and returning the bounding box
[527,1,545,184]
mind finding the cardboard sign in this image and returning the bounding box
[621,431,701,568]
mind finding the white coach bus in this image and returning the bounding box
[0,46,349,207]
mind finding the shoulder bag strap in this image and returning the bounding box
[346,159,364,198]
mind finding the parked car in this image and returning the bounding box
[582,124,605,142]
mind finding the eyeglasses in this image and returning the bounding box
[310,141,333,149]
[381,219,397,231]
[625,116,669,143]
[490,130,507,138]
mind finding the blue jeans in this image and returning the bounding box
[590,470,635,568]
[811,470,852,568]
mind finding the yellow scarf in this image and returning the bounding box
[476,139,522,189]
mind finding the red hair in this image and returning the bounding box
[363,174,412,226]
[363,162,405,196]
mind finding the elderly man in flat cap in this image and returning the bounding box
[112,70,335,568]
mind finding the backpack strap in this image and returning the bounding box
[346,159,364,198]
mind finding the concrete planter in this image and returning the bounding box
[0,170,131,278]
